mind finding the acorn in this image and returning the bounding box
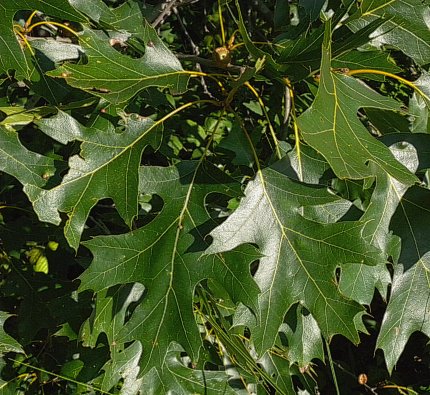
[213,46,231,67]
[358,373,368,385]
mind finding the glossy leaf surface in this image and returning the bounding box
[206,167,384,355]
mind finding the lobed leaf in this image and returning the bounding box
[79,162,260,381]
[26,110,160,251]
[297,21,417,186]
[351,0,430,66]
[0,124,56,193]
[206,166,385,356]
[48,22,189,105]
[0,0,85,79]
[377,185,430,373]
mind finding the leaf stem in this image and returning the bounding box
[196,286,286,394]
[346,69,429,103]
[183,70,226,91]
[244,81,282,160]
[13,27,35,56]
[229,41,286,51]
[325,339,340,395]
[382,384,418,395]
[283,78,303,181]
[26,21,79,37]
[0,205,33,214]
[231,109,262,173]
[25,10,39,29]
[218,0,226,45]
[8,358,114,394]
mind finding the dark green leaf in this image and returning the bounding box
[206,166,384,355]
[297,21,417,186]
[0,312,23,355]
[48,23,189,105]
[332,50,401,75]
[351,0,430,65]
[79,162,260,382]
[365,108,410,135]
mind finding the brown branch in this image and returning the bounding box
[152,0,200,28]
[176,54,246,73]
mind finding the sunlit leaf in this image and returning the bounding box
[377,185,430,373]
[351,0,430,66]
[48,22,189,105]
[0,125,56,192]
[206,166,384,355]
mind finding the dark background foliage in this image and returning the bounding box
[1,0,430,394]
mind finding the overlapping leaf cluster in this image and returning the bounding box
[0,0,429,393]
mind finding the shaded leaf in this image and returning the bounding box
[297,21,417,186]
[365,108,410,135]
[234,0,284,78]
[0,312,23,355]
[332,50,401,75]
[217,121,256,166]
[26,110,160,250]
[78,162,260,382]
